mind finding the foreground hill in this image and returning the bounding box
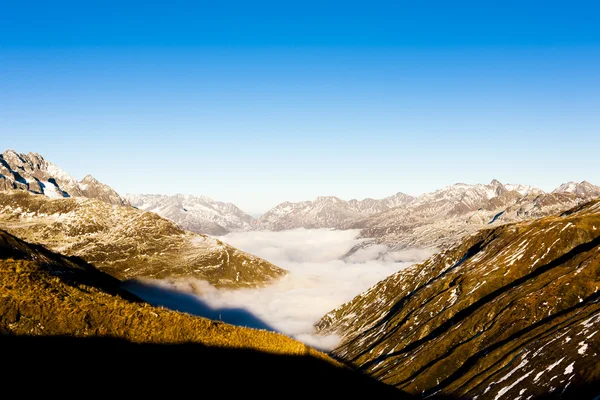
[0,229,402,397]
[254,192,415,231]
[126,193,255,235]
[0,149,127,206]
[316,200,600,398]
[0,191,285,288]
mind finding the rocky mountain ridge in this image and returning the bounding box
[126,193,255,235]
[348,179,600,255]
[0,149,127,206]
[248,179,600,260]
[253,192,415,231]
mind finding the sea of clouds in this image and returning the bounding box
[127,228,435,351]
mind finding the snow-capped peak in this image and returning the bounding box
[504,183,543,196]
[81,174,99,183]
[125,193,255,235]
[553,181,600,197]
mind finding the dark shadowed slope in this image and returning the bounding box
[0,228,404,397]
[316,200,600,399]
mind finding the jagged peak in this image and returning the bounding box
[2,149,19,156]
[489,178,503,186]
[2,150,46,165]
[26,151,45,161]
[552,180,600,194]
[80,174,99,183]
[387,191,414,199]
[315,196,343,203]
[1,149,26,163]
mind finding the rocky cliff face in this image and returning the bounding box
[0,149,127,206]
[126,193,255,235]
[315,199,600,398]
[0,191,285,288]
[253,192,415,231]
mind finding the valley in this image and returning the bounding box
[5,4,599,396]
[0,149,598,398]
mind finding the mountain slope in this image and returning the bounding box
[0,190,285,288]
[0,229,403,397]
[126,193,254,235]
[0,149,127,206]
[254,192,415,231]
[315,199,600,398]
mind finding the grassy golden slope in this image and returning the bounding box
[0,228,305,352]
[0,228,403,396]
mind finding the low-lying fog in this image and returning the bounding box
[127,229,434,351]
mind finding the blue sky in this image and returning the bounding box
[2,1,600,214]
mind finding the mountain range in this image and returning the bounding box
[124,178,599,258]
[249,179,600,262]
[2,149,600,397]
[126,193,255,235]
[252,180,600,237]
[5,150,598,260]
[253,192,415,231]
[349,179,600,255]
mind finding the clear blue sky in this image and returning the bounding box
[2,1,599,214]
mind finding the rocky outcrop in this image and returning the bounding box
[0,149,127,206]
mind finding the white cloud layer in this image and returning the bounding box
[128,229,434,351]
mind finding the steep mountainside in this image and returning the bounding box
[0,229,402,397]
[315,200,600,398]
[0,149,127,206]
[126,193,254,235]
[254,192,415,231]
[0,191,285,288]
[349,179,600,254]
